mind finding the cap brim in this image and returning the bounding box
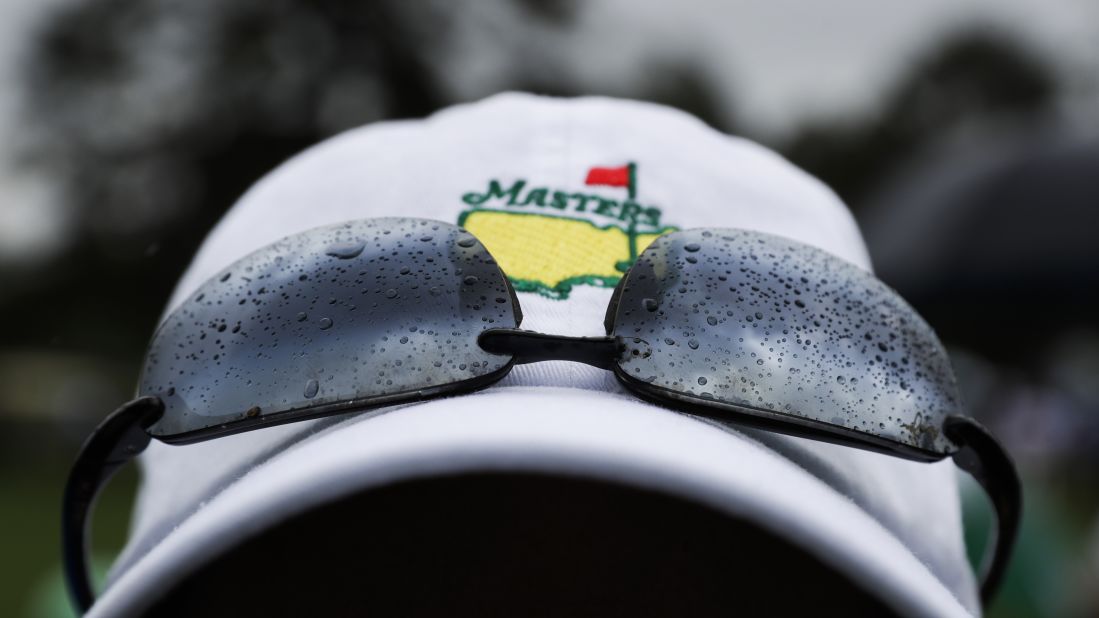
[89,386,971,617]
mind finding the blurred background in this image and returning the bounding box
[0,0,1096,615]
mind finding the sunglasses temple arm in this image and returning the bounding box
[62,396,164,615]
[944,415,1022,606]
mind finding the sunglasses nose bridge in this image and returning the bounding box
[479,328,622,370]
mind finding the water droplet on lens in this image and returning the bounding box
[319,317,333,330]
[643,298,659,312]
[684,243,701,253]
[400,336,409,344]
[837,376,846,384]
[794,299,805,308]
[326,241,365,259]
[706,316,718,326]
[385,288,398,299]
[303,379,319,398]
[698,377,708,385]
[754,311,763,320]
[688,339,699,349]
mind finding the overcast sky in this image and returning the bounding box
[552,0,1098,136]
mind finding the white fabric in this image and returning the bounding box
[95,93,978,616]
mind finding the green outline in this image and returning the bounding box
[458,208,677,300]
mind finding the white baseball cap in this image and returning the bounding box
[91,93,978,616]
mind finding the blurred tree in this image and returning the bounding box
[784,30,1057,210]
[6,0,451,361]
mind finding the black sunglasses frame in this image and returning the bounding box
[63,231,1020,614]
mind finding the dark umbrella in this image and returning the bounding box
[860,133,1099,364]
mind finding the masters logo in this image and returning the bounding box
[459,162,677,300]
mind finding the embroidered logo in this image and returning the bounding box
[458,162,677,300]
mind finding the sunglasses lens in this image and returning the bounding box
[610,229,962,456]
[140,218,518,439]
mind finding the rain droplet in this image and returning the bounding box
[319,317,333,330]
[794,299,805,308]
[698,377,708,385]
[754,311,764,320]
[326,241,365,259]
[245,406,261,418]
[688,339,699,350]
[457,236,477,248]
[643,298,659,312]
[219,272,231,282]
[296,312,308,322]
[463,276,479,286]
[684,243,701,253]
[385,289,398,299]
[303,379,319,399]
[400,336,409,344]
[706,316,718,326]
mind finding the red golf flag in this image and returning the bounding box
[585,165,631,188]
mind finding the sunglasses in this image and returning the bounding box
[64,217,1019,611]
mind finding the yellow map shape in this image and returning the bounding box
[459,210,673,299]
